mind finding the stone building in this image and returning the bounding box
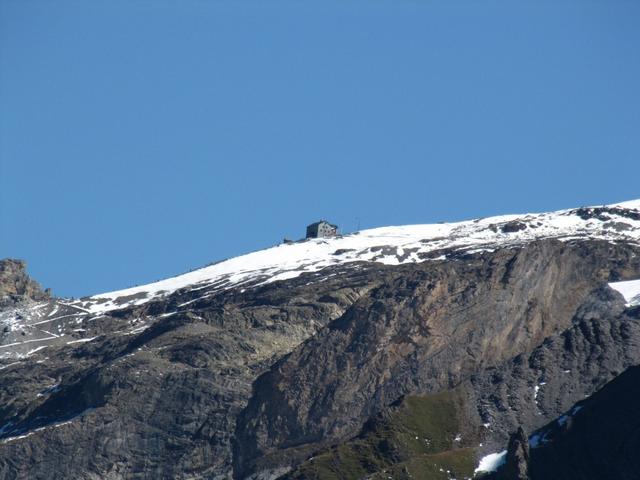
[306,220,338,239]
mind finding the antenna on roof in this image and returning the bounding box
[356,217,360,232]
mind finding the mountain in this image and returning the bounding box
[0,200,639,479]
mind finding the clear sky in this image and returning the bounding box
[1,0,639,298]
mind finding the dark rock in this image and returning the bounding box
[500,428,530,480]
[525,366,640,480]
[501,221,527,233]
[573,206,640,222]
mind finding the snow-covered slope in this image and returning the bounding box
[75,200,640,315]
[2,199,639,360]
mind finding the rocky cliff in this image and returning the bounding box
[0,201,639,479]
[0,259,49,307]
[234,240,640,478]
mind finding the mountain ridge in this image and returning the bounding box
[75,199,640,314]
[1,199,640,479]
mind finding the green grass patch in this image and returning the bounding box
[282,390,478,480]
[370,448,476,480]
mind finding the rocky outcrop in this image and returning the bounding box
[500,428,530,480]
[0,259,49,307]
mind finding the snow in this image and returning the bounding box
[475,450,507,473]
[127,325,149,335]
[40,329,60,338]
[612,199,640,209]
[529,432,549,448]
[0,362,21,371]
[0,199,632,326]
[0,409,93,444]
[37,384,61,397]
[1,431,37,444]
[26,346,48,356]
[532,380,547,404]
[609,278,640,307]
[557,414,570,427]
[556,405,584,427]
[66,337,97,345]
[0,337,59,350]
[56,199,639,316]
[0,419,74,444]
[530,403,585,449]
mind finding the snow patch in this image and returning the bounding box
[66,337,97,345]
[475,450,507,473]
[37,383,61,397]
[557,414,570,427]
[612,199,640,210]
[609,278,640,307]
[26,346,48,356]
[529,431,549,448]
[556,404,584,428]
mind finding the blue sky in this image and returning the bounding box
[1,0,639,297]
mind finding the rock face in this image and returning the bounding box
[0,259,49,307]
[0,263,382,479]
[464,284,640,455]
[0,201,639,479]
[233,240,640,477]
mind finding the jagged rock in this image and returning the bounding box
[501,428,530,480]
[0,259,49,307]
